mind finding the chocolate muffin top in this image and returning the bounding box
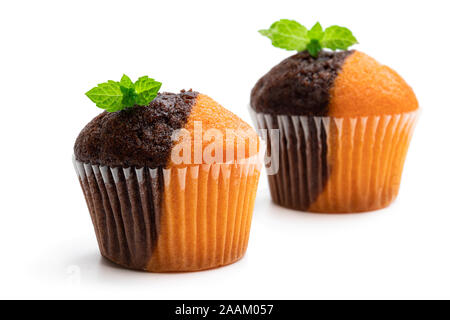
[74,90,198,168]
[250,50,353,116]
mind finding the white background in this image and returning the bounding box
[0,0,449,299]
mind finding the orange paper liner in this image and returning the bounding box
[74,158,261,272]
[250,109,419,213]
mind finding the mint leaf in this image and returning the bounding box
[260,20,358,57]
[119,74,136,108]
[308,22,324,41]
[320,25,358,50]
[259,19,309,51]
[306,40,322,57]
[85,75,162,112]
[120,74,134,89]
[86,81,123,112]
[120,88,137,109]
[306,23,324,57]
[134,76,162,106]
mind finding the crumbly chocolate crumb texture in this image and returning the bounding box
[74,90,198,168]
[250,50,353,116]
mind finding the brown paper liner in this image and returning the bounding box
[74,158,261,272]
[250,109,418,213]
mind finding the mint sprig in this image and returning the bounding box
[86,75,162,112]
[259,20,358,57]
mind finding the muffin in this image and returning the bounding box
[74,75,261,272]
[250,20,419,213]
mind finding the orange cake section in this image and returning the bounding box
[146,163,261,272]
[329,51,419,117]
[309,51,419,212]
[169,94,260,168]
[308,112,418,213]
[148,94,261,271]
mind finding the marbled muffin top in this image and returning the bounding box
[75,90,258,168]
[251,50,418,117]
[251,51,353,116]
[74,90,198,168]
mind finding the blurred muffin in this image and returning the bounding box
[250,50,419,213]
[74,88,261,272]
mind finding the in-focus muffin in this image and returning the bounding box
[250,20,419,213]
[74,75,261,272]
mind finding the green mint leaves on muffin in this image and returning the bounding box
[259,20,358,57]
[86,75,162,112]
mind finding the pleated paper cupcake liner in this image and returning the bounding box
[73,157,261,272]
[250,108,419,213]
